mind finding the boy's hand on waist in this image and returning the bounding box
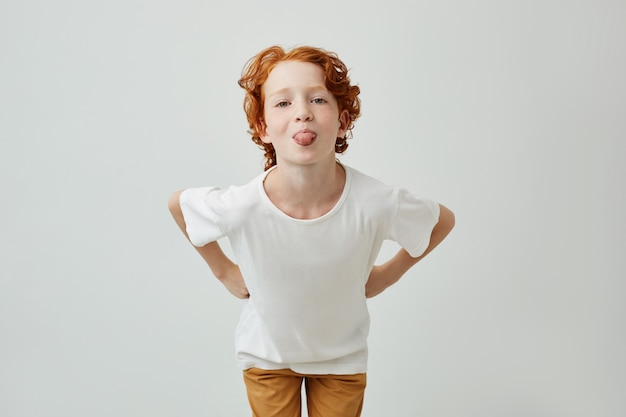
[220,264,250,299]
[365,264,392,298]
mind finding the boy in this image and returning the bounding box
[169,45,455,417]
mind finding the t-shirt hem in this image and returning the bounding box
[238,360,368,375]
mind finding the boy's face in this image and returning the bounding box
[260,60,349,167]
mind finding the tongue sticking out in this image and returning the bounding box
[293,132,316,146]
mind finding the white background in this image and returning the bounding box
[1,1,624,416]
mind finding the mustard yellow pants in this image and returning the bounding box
[243,367,367,417]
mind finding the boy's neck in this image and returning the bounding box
[263,160,346,220]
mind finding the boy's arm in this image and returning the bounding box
[168,190,249,299]
[365,204,455,298]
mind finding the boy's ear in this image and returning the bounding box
[338,110,350,137]
[257,119,271,143]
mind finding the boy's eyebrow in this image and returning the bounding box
[266,85,328,97]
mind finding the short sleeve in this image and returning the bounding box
[179,187,225,247]
[387,188,440,258]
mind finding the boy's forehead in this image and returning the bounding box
[264,61,326,92]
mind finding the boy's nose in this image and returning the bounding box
[295,103,313,122]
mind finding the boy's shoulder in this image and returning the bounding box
[184,170,266,208]
[345,165,396,196]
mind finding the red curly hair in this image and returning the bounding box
[238,45,361,170]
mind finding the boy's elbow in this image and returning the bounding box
[168,190,184,215]
[438,204,455,234]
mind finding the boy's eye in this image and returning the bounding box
[276,101,290,108]
[312,98,326,104]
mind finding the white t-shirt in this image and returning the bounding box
[179,164,440,374]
